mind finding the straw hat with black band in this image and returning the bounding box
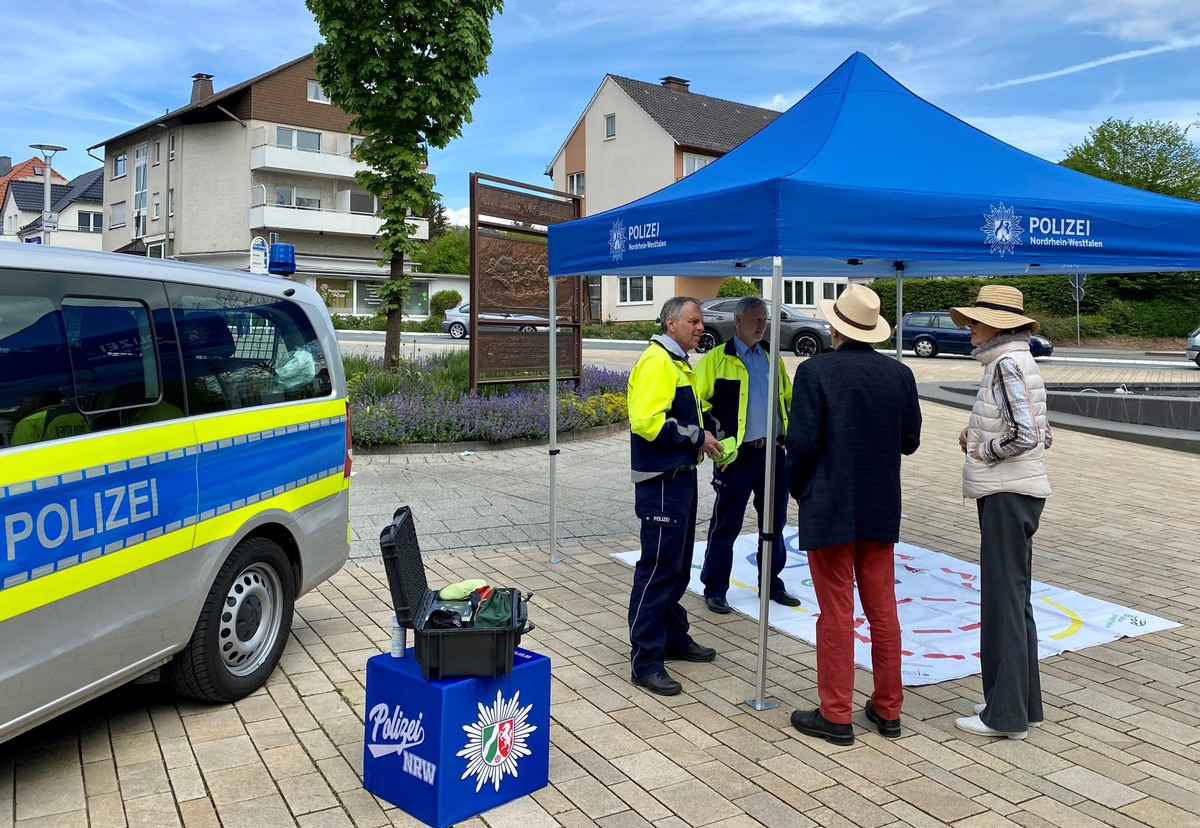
[949,285,1040,334]
[819,284,891,344]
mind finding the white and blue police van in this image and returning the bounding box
[0,245,352,743]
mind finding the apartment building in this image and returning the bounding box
[546,75,848,321]
[0,156,71,241]
[1,169,105,249]
[90,54,433,316]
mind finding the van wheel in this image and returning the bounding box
[166,537,295,703]
[913,338,938,358]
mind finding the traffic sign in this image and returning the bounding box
[41,210,59,232]
[1068,273,1087,288]
[1073,286,1085,302]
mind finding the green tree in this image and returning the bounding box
[422,197,452,239]
[306,0,504,366]
[1061,117,1200,200]
[415,228,470,274]
[716,277,760,298]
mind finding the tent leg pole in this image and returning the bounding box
[894,262,905,361]
[549,275,562,565]
[745,256,783,712]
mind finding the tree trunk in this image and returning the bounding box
[382,253,405,369]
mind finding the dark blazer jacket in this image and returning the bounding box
[785,341,922,550]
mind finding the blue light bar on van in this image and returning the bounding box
[268,243,296,275]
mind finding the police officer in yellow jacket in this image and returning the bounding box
[627,296,723,696]
[10,390,90,446]
[694,296,801,613]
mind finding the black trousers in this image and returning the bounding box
[978,491,1046,732]
[700,443,788,599]
[629,470,698,677]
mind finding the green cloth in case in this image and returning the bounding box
[438,579,488,601]
[473,590,513,628]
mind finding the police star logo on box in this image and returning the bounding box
[457,690,537,792]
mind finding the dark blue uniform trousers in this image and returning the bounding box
[629,470,698,678]
[701,444,788,600]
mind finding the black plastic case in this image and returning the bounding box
[379,505,531,680]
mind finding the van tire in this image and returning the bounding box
[167,537,295,703]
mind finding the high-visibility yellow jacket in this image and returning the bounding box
[694,339,792,444]
[11,405,89,446]
[628,336,704,483]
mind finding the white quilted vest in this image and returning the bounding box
[962,338,1052,500]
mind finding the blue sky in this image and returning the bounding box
[3,0,1198,225]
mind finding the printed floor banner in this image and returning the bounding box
[613,529,1179,685]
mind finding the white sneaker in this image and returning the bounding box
[973,703,1043,727]
[955,714,1027,740]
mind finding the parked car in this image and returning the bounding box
[696,298,833,356]
[442,302,548,339]
[900,311,1052,358]
[1187,324,1200,368]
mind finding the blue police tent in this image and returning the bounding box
[549,51,1200,280]
[544,51,1200,706]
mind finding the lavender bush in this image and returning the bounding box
[346,353,629,446]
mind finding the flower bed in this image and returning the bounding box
[346,351,628,446]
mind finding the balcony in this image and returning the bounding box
[249,130,363,179]
[250,186,430,239]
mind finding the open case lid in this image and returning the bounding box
[378,505,429,627]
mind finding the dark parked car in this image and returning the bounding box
[697,298,833,356]
[901,311,1053,357]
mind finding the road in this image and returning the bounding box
[336,330,1198,374]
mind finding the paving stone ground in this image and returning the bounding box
[3,356,1199,827]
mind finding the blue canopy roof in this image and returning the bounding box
[548,52,1200,278]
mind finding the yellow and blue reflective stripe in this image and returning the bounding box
[1,399,347,622]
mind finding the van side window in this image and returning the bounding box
[0,296,79,449]
[62,298,161,416]
[170,285,332,412]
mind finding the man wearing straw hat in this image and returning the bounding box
[785,284,922,746]
[949,284,1052,741]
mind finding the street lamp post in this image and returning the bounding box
[29,143,67,245]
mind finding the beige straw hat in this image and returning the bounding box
[819,284,891,344]
[949,285,1040,334]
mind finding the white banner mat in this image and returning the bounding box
[613,529,1179,685]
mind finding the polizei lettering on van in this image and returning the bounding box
[4,479,160,562]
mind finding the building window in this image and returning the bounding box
[349,191,379,214]
[147,243,166,259]
[604,113,616,139]
[168,133,176,160]
[152,193,161,220]
[77,211,103,232]
[168,189,174,217]
[277,127,322,153]
[110,201,127,228]
[307,79,331,104]
[112,153,127,179]
[33,165,42,176]
[317,279,351,311]
[349,136,365,155]
[268,232,280,245]
[567,172,584,197]
[822,282,846,301]
[683,153,714,176]
[783,279,814,306]
[133,145,148,238]
[153,142,161,165]
[276,186,321,210]
[618,275,653,304]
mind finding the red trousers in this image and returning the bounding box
[807,539,903,724]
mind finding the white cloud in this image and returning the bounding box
[760,94,796,111]
[443,207,471,227]
[977,36,1200,91]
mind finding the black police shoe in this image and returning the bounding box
[667,642,717,663]
[705,595,731,614]
[865,699,902,738]
[770,589,802,607]
[631,670,682,696]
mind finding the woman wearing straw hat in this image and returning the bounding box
[949,284,1052,740]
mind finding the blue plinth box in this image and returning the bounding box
[363,647,551,828]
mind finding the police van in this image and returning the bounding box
[0,245,351,743]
